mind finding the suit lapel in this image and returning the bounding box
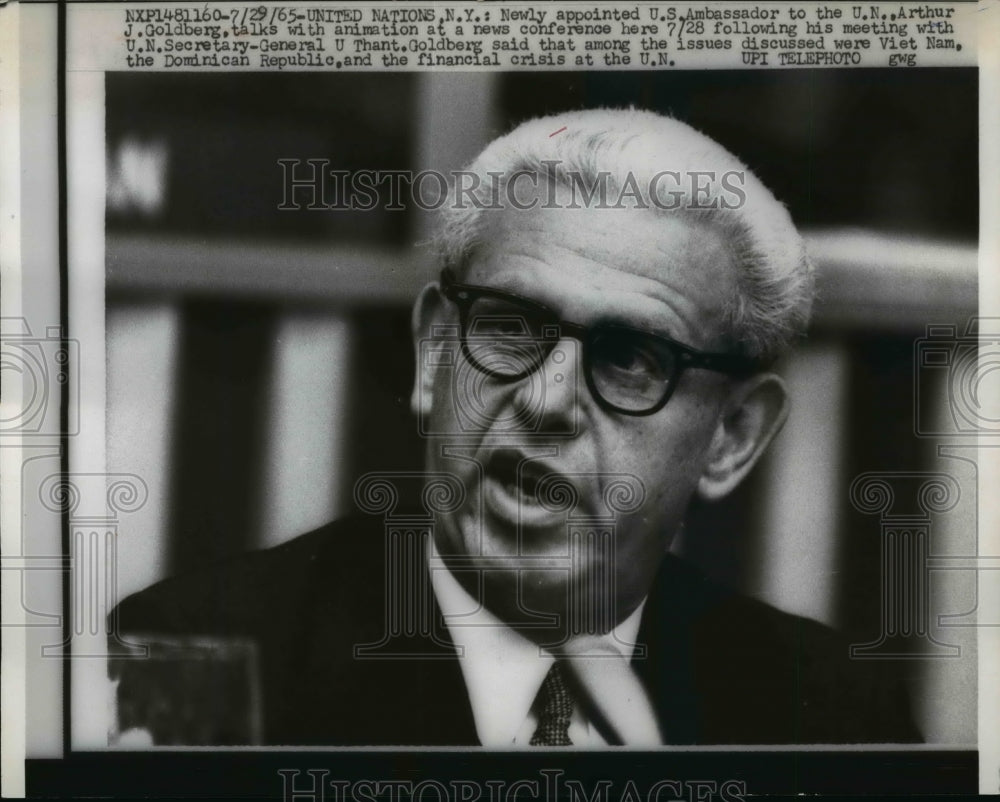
[397,569,480,745]
[293,521,479,745]
[632,554,723,744]
[297,522,722,746]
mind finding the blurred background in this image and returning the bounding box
[105,69,979,744]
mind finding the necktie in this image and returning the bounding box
[529,662,574,746]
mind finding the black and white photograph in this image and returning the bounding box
[2,1,998,798]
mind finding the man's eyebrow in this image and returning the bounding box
[470,281,689,344]
[488,285,559,314]
[590,311,679,341]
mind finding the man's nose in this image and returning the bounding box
[512,337,581,435]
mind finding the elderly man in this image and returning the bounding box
[112,109,920,746]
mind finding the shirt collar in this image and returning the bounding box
[429,540,646,746]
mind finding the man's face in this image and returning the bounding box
[417,188,740,636]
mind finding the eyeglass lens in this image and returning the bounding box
[461,295,677,413]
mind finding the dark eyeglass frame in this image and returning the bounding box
[439,269,761,417]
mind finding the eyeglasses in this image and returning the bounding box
[439,269,761,417]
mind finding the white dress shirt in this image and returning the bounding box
[428,542,647,747]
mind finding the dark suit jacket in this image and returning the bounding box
[111,515,922,746]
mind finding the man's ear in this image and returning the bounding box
[697,372,789,501]
[410,282,448,417]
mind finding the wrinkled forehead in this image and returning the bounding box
[465,188,738,349]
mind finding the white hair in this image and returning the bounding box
[431,108,815,364]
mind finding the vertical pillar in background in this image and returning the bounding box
[257,313,351,549]
[752,341,849,627]
[413,72,499,248]
[166,301,275,573]
[106,303,179,600]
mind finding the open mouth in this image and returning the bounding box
[489,451,543,504]
[482,450,564,527]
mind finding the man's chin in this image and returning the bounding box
[436,486,572,561]
[477,572,574,641]
[434,496,635,636]
[460,560,632,642]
